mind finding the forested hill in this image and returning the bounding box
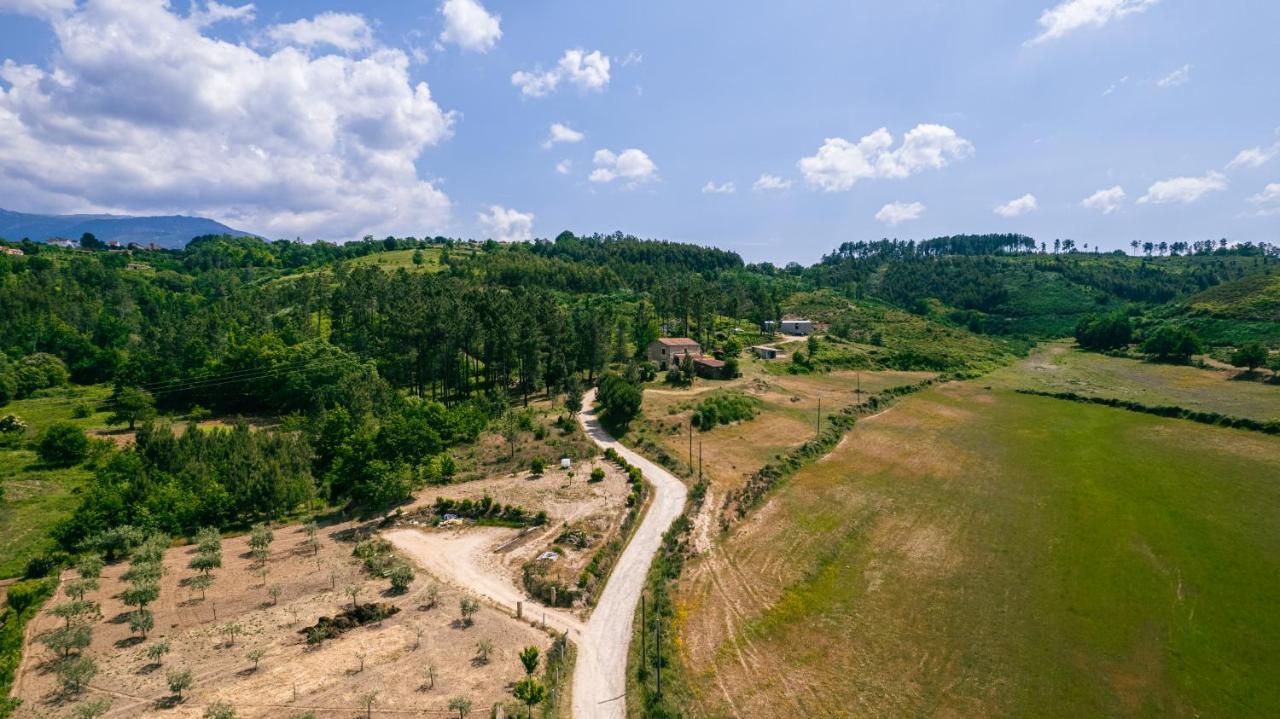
[0,229,1276,554]
[0,208,255,249]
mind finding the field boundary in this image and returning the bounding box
[1015,388,1280,434]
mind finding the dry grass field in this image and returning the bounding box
[672,369,1280,718]
[12,520,555,718]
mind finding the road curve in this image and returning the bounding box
[572,388,688,718]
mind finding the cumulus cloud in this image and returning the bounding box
[589,148,657,186]
[701,181,735,194]
[477,205,534,242]
[994,193,1039,217]
[555,160,572,175]
[190,2,255,28]
[0,0,75,20]
[0,0,455,240]
[752,174,792,191]
[439,0,501,53]
[542,122,584,149]
[1081,185,1126,214]
[512,48,610,98]
[1138,172,1227,204]
[267,12,374,52]
[1156,64,1191,88]
[1226,144,1279,170]
[875,201,925,226]
[1028,0,1160,45]
[797,124,973,192]
[1247,183,1280,216]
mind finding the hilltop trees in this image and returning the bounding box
[1074,312,1133,351]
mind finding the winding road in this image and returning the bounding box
[388,389,687,717]
[571,388,688,718]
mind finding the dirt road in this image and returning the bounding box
[572,388,688,718]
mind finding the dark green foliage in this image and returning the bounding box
[1141,325,1203,361]
[691,392,761,430]
[1230,342,1269,371]
[597,372,642,427]
[54,421,314,547]
[1074,311,1133,351]
[36,422,88,466]
[1,578,55,716]
[430,495,547,527]
[106,387,155,429]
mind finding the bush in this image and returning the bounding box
[72,403,92,419]
[691,392,760,430]
[387,562,414,594]
[530,457,547,475]
[589,467,605,483]
[23,553,66,579]
[37,422,89,466]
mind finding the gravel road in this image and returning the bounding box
[572,388,688,718]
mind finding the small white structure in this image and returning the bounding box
[751,345,781,360]
[781,319,814,336]
[537,551,559,562]
[560,457,572,470]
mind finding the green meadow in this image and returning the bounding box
[677,373,1280,718]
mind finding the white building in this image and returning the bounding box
[781,319,814,336]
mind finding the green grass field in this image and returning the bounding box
[675,371,1280,718]
[346,246,445,272]
[1009,343,1279,421]
[0,385,113,578]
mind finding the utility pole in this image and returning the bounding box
[688,421,693,468]
[699,440,703,481]
[640,594,646,669]
[656,604,663,699]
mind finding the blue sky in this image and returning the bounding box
[0,0,1277,263]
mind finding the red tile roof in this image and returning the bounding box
[654,338,699,346]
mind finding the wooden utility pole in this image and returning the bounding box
[640,594,646,669]
[699,440,703,480]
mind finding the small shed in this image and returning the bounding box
[751,345,781,360]
[781,319,814,336]
[560,457,572,470]
[693,356,728,379]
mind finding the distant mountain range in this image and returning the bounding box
[0,208,256,249]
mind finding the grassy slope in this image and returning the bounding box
[676,366,1280,718]
[1187,270,1280,322]
[0,385,112,578]
[783,290,1028,374]
[1013,343,1279,422]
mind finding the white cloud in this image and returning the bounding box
[797,124,973,192]
[267,12,374,52]
[477,205,534,242]
[438,0,501,53]
[589,148,657,186]
[512,48,610,98]
[752,174,792,191]
[0,1,455,240]
[1081,185,1126,214]
[620,50,643,67]
[1226,144,1279,170]
[0,0,75,20]
[1102,75,1129,96]
[1156,64,1191,88]
[994,193,1039,217]
[542,122,584,149]
[701,181,735,195]
[1247,183,1280,215]
[1029,0,1160,45]
[555,160,572,175]
[875,201,925,226]
[1138,172,1228,204]
[190,2,255,28]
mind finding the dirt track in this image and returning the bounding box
[571,389,688,718]
[383,526,584,639]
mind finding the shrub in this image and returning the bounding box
[36,422,89,466]
[691,392,760,430]
[72,403,92,419]
[589,467,605,483]
[388,562,414,594]
[530,457,547,475]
